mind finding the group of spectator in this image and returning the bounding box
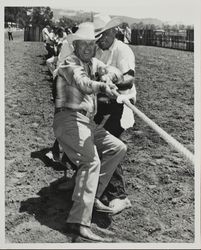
[42,24,77,74]
[40,14,137,242]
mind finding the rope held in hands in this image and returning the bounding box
[114,90,194,166]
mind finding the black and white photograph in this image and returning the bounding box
[1,0,201,248]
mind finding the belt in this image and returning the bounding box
[55,107,92,118]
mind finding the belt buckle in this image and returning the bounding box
[79,110,92,118]
[79,110,87,116]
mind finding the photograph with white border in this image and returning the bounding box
[1,0,201,249]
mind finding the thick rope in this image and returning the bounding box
[122,98,194,165]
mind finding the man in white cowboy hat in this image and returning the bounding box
[53,22,127,242]
[93,13,137,213]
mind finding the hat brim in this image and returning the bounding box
[67,34,99,45]
[95,17,123,37]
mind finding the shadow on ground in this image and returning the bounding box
[30,148,68,172]
[19,150,113,242]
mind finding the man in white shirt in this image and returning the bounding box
[42,25,51,43]
[42,25,55,58]
[93,14,137,213]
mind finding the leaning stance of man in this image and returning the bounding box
[53,22,127,242]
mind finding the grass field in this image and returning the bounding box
[5,32,194,243]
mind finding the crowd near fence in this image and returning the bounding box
[23,26,194,52]
[131,29,194,51]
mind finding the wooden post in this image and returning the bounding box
[24,26,43,42]
[131,29,138,45]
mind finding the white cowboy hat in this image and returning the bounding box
[93,14,123,37]
[67,22,98,44]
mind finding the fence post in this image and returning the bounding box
[24,26,43,42]
[131,29,138,45]
[187,29,194,51]
[130,28,193,52]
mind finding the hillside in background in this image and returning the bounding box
[52,8,93,24]
[52,8,164,27]
[111,15,164,27]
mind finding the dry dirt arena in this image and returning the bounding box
[5,31,194,243]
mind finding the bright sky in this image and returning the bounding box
[3,0,201,25]
[48,0,200,25]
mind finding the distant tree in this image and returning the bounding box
[150,24,157,30]
[178,24,186,30]
[5,7,53,28]
[171,24,179,31]
[30,7,53,27]
[144,24,157,30]
[186,25,194,30]
[5,7,17,22]
[5,7,31,27]
[71,12,92,23]
[58,16,75,28]
[131,22,157,30]
[130,23,136,29]
[137,22,145,30]
[162,24,171,31]
[43,7,54,25]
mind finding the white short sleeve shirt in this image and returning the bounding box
[95,38,136,130]
[96,38,135,74]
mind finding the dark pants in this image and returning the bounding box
[8,32,13,40]
[94,100,124,138]
[52,77,57,103]
[94,100,127,203]
[45,43,54,59]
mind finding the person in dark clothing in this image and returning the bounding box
[8,25,13,40]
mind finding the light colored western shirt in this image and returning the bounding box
[56,53,120,116]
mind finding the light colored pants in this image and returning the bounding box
[46,56,58,75]
[53,109,127,226]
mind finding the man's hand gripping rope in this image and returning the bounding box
[104,81,194,166]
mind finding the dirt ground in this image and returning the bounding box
[5,31,194,243]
